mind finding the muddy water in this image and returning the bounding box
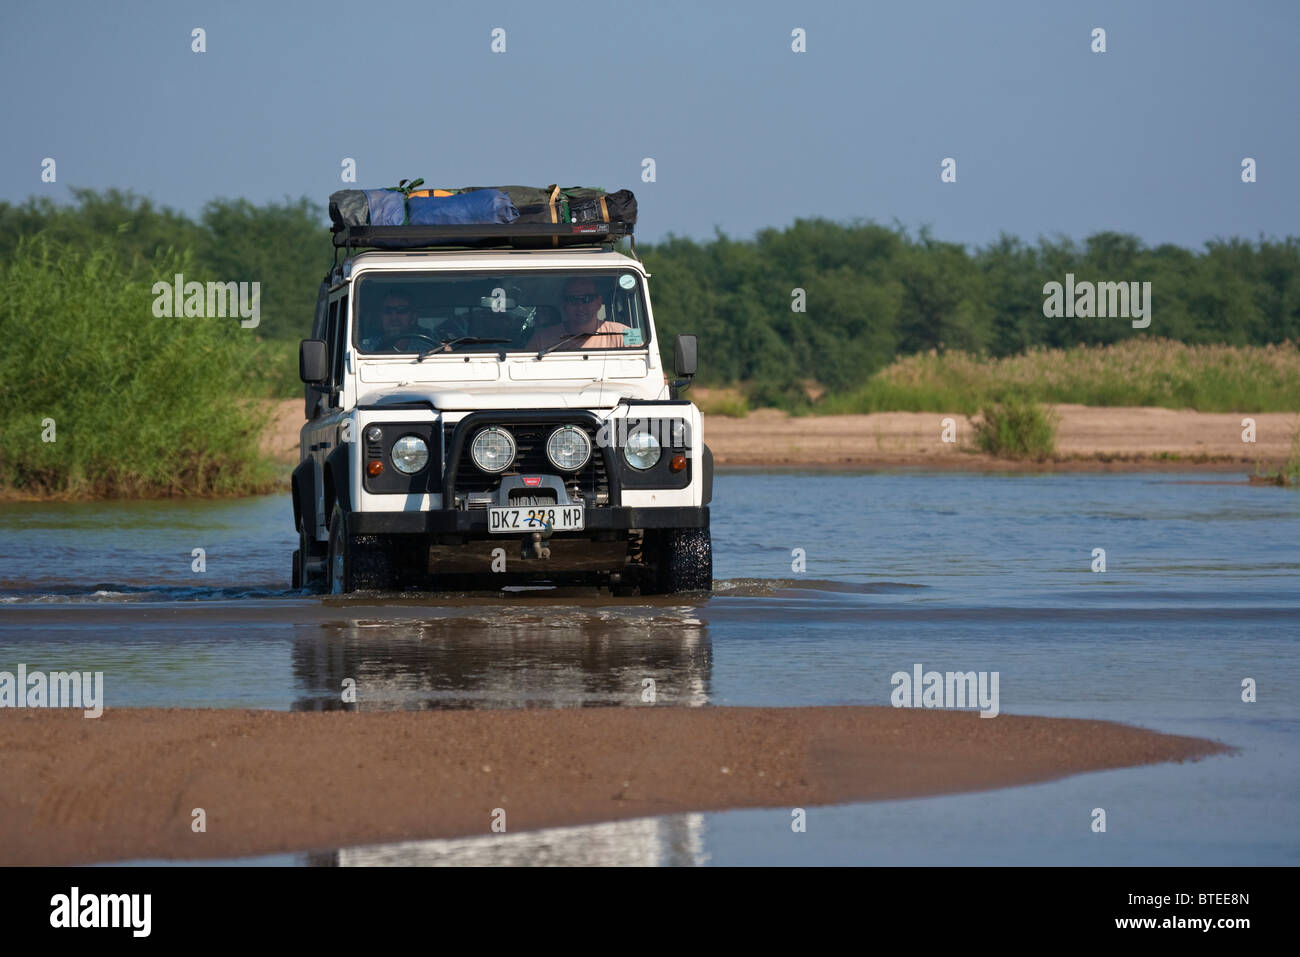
[3,470,1299,864]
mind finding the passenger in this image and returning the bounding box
[525,278,630,351]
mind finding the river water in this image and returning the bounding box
[1,470,1297,865]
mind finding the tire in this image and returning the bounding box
[326,504,354,594]
[327,503,395,594]
[644,527,712,595]
[299,523,325,592]
[291,549,302,589]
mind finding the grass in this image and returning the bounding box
[1286,426,1300,485]
[0,236,283,498]
[817,339,1300,414]
[1253,418,1300,487]
[972,398,1059,460]
[251,338,303,398]
[694,387,750,418]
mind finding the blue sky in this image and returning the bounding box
[1,0,1296,248]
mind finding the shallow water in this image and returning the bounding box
[3,470,1298,864]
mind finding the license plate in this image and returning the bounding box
[488,505,585,534]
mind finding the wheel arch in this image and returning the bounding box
[323,444,352,518]
[290,461,317,536]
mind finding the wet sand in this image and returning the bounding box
[0,706,1224,865]
[261,400,1295,471]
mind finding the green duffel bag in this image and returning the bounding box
[459,185,567,224]
[463,185,564,212]
[567,188,637,225]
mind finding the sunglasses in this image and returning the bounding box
[382,305,412,315]
[564,294,599,305]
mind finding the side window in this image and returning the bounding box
[330,293,349,401]
[311,281,329,340]
[324,298,341,405]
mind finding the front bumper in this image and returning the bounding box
[349,506,709,537]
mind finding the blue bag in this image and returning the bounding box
[407,189,518,226]
[363,189,409,226]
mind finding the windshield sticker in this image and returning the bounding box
[623,329,644,346]
[618,274,636,290]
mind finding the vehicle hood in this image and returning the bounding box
[357,383,662,411]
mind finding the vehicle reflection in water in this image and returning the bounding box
[304,813,708,866]
[290,601,712,711]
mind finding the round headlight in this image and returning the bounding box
[623,431,661,470]
[471,427,516,473]
[547,426,592,471]
[365,426,383,443]
[390,435,429,474]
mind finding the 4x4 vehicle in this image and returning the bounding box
[291,220,713,594]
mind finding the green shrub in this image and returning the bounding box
[0,236,280,498]
[695,390,750,418]
[973,398,1059,460]
[819,340,1300,415]
[249,338,303,398]
[1255,419,1300,486]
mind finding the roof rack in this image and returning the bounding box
[332,221,634,250]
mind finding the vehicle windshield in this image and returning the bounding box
[353,270,650,356]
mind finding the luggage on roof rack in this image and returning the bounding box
[458,186,638,228]
[331,220,634,251]
[329,183,637,235]
[329,187,517,229]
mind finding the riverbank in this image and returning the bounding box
[261,400,1296,473]
[0,706,1223,865]
[703,405,1298,472]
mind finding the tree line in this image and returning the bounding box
[3,189,1296,406]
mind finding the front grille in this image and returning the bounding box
[445,422,609,503]
[508,490,558,506]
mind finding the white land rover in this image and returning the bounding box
[291,221,713,594]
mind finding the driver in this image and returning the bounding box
[362,289,424,352]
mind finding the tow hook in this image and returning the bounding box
[522,529,552,560]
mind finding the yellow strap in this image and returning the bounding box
[599,195,609,222]
[547,185,560,246]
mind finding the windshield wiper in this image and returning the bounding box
[536,332,589,359]
[417,337,510,361]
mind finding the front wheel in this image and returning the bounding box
[297,523,326,592]
[327,504,395,593]
[326,504,353,594]
[643,528,712,595]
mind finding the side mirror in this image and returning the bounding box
[299,339,330,384]
[673,334,698,378]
